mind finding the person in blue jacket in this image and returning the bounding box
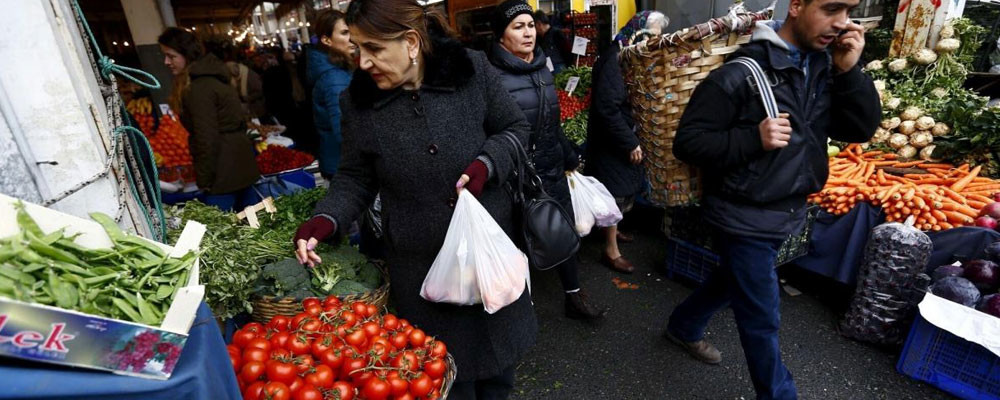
[307,9,356,179]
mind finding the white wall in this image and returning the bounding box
[0,0,144,235]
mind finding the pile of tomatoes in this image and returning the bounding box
[228,296,450,400]
[558,90,591,122]
[256,145,316,175]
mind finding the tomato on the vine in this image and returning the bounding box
[302,297,321,309]
[429,340,447,358]
[395,393,416,400]
[287,335,313,355]
[389,332,408,349]
[351,302,368,318]
[270,331,291,349]
[262,381,291,400]
[362,376,391,400]
[311,334,336,357]
[294,355,315,374]
[366,304,378,318]
[291,313,311,329]
[265,359,297,385]
[387,371,409,397]
[408,373,433,398]
[304,303,323,317]
[305,364,335,389]
[245,337,271,353]
[318,348,345,370]
[362,321,381,338]
[243,322,265,334]
[424,358,447,379]
[243,381,266,400]
[242,347,269,364]
[232,330,257,348]
[399,319,411,329]
[340,310,358,328]
[391,351,420,372]
[300,318,323,333]
[382,314,399,331]
[323,295,341,309]
[240,361,266,383]
[288,377,305,394]
[270,348,291,360]
[408,329,427,347]
[370,342,392,365]
[268,315,291,332]
[228,351,241,372]
[341,356,367,381]
[293,384,324,400]
[331,381,356,400]
[345,329,367,349]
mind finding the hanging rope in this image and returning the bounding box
[71,0,160,89]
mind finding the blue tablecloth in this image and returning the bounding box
[0,303,241,400]
[796,203,1000,285]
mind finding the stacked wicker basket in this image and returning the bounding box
[620,4,774,207]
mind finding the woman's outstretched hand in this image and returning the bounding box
[294,216,336,267]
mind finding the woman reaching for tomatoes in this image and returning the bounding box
[292,0,537,398]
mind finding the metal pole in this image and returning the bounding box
[157,0,176,27]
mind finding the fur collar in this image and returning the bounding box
[348,36,475,109]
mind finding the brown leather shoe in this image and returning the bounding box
[616,231,635,243]
[663,330,722,365]
[601,253,635,273]
[565,290,608,320]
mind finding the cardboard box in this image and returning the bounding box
[0,193,206,379]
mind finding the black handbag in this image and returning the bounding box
[501,132,581,271]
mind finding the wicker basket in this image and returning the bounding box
[620,4,773,207]
[250,262,391,324]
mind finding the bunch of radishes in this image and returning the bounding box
[975,193,1000,230]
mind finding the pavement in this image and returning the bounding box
[513,205,951,399]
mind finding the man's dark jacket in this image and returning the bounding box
[673,21,881,239]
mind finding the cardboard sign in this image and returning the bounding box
[571,36,590,56]
[159,104,171,117]
[237,197,278,228]
[565,76,581,96]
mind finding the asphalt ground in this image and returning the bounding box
[512,205,951,399]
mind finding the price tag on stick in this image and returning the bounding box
[571,36,590,56]
[565,76,580,96]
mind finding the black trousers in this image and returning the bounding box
[448,366,516,400]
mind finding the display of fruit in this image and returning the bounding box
[228,297,452,400]
[127,98,194,171]
[256,144,315,175]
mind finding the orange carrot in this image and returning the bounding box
[950,165,982,192]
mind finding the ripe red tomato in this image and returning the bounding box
[423,358,447,379]
[245,337,271,353]
[243,381,266,400]
[300,318,323,333]
[428,389,442,400]
[323,295,342,309]
[305,364,335,389]
[362,376,391,400]
[242,348,269,364]
[291,313,311,329]
[362,321,381,338]
[339,311,358,328]
[399,319,411,329]
[408,373,433,398]
[240,361,266,383]
[345,329,367,349]
[351,302,368,318]
[270,348,292,360]
[387,372,409,397]
[243,322,265,334]
[232,329,257,348]
[302,297,321,309]
[287,335,313,355]
[432,378,443,390]
[429,340,447,358]
[294,355,315,374]
[304,303,323,317]
[370,342,391,366]
[318,348,345,370]
[341,356,368,381]
[391,351,420,372]
[395,393,416,400]
[366,304,378,318]
[262,382,291,400]
[228,352,241,372]
[268,315,291,332]
[408,329,427,347]
[381,314,399,331]
[266,360,297,385]
[311,334,335,357]
[226,344,241,356]
[270,331,291,349]
[390,333,408,349]
[331,381,356,400]
[293,385,324,400]
[288,377,305,395]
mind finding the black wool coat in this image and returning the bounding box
[585,43,644,198]
[313,37,537,382]
[487,43,579,214]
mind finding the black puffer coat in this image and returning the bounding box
[585,43,643,198]
[487,43,579,212]
[313,37,537,382]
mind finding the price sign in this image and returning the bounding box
[159,104,171,116]
[546,57,554,72]
[565,76,580,96]
[572,36,590,56]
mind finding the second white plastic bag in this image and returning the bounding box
[567,171,623,235]
[420,190,530,314]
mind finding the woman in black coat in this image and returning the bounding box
[488,0,605,320]
[293,0,536,397]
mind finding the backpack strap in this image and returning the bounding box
[729,56,780,119]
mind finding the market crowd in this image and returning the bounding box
[159,0,880,398]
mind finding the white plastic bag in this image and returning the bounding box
[421,191,530,314]
[568,173,596,236]
[567,171,623,234]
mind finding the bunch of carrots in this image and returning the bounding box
[810,144,1000,231]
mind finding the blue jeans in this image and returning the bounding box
[667,232,797,400]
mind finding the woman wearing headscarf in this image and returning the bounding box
[158,27,260,211]
[586,11,667,273]
[487,0,606,320]
[293,0,537,397]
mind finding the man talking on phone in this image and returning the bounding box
[664,1,880,399]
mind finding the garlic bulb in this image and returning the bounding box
[913,48,938,65]
[881,117,901,130]
[931,87,948,98]
[901,106,924,121]
[932,122,950,136]
[885,97,902,110]
[888,58,909,72]
[935,38,961,54]
[889,133,910,149]
[910,131,933,148]
[898,145,918,159]
[920,145,937,161]
[872,127,892,144]
[915,116,936,130]
[899,120,917,135]
[865,60,884,71]
[940,25,955,39]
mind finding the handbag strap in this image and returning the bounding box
[500,132,546,203]
[730,56,779,119]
